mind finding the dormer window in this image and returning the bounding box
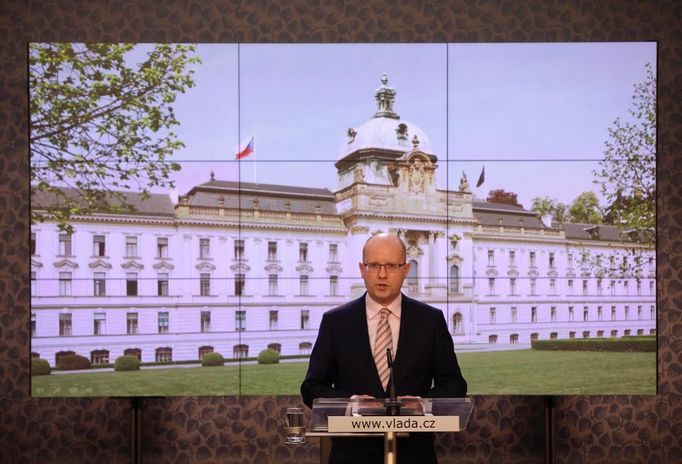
[396,123,408,141]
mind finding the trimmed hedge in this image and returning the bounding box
[201,352,225,367]
[31,358,51,376]
[257,349,280,364]
[114,355,141,372]
[531,337,656,352]
[56,354,92,370]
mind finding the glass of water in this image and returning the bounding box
[285,407,305,444]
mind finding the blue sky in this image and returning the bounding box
[165,42,656,209]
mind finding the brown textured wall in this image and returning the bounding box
[1,1,680,463]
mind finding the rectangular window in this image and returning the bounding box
[531,307,537,323]
[269,310,278,330]
[488,278,495,295]
[59,313,72,336]
[650,305,655,319]
[567,253,573,267]
[583,306,589,322]
[199,238,210,259]
[649,280,654,296]
[157,237,169,258]
[234,273,245,296]
[624,305,630,320]
[31,232,36,255]
[530,278,537,295]
[93,272,106,296]
[509,278,516,295]
[235,310,246,332]
[529,251,536,267]
[597,279,603,295]
[610,280,616,296]
[567,279,573,295]
[551,306,557,322]
[598,306,603,321]
[31,271,36,294]
[329,244,338,262]
[611,306,617,321]
[200,273,210,296]
[93,235,106,257]
[94,312,106,335]
[623,280,629,295]
[269,274,278,296]
[268,241,277,261]
[568,306,574,322]
[59,272,72,296]
[299,275,309,295]
[59,233,72,256]
[158,312,169,333]
[126,236,138,257]
[637,280,642,296]
[31,313,36,336]
[549,278,556,295]
[489,307,496,324]
[201,311,211,332]
[511,306,518,323]
[157,273,169,296]
[330,275,339,296]
[509,250,515,266]
[487,250,494,266]
[300,309,310,330]
[127,313,138,334]
[582,279,588,296]
[126,273,138,296]
[549,252,555,269]
[299,243,309,262]
[234,239,245,260]
[637,305,642,320]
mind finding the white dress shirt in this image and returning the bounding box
[366,293,401,358]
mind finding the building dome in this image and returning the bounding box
[337,74,434,161]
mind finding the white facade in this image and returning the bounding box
[31,76,656,366]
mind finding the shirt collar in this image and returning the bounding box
[365,292,402,320]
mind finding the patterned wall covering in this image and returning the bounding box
[1,1,680,462]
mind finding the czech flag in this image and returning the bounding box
[235,135,254,160]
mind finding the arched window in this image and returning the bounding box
[91,350,110,365]
[299,342,313,354]
[452,313,463,335]
[267,343,282,354]
[31,352,40,359]
[198,346,214,359]
[530,333,539,342]
[124,348,142,360]
[233,344,249,358]
[550,332,558,340]
[407,260,418,294]
[488,335,498,344]
[510,334,519,344]
[449,265,460,293]
[155,347,172,362]
[55,350,75,366]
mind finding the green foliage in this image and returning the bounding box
[568,191,603,224]
[114,355,141,372]
[56,354,92,370]
[530,196,568,226]
[201,352,225,367]
[257,349,280,365]
[531,337,655,352]
[29,43,201,232]
[31,358,51,375]
[594,62,655,235]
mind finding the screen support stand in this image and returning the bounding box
[131,397,142,464]
[544,396,555,464]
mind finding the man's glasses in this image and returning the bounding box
[362,263,406,272]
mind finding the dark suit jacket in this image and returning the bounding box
[301,293,467,464]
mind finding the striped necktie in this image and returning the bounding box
[373,308,393,391]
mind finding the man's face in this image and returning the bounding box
[359,236,410,306]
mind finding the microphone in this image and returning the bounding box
[385,347,400,416]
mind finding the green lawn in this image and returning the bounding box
[32,350,656,397]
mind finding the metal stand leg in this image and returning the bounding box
[384,431,397,464]
[131,397,142,464]
[544,396,555,464]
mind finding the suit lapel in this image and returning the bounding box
[350,294,387,393]
[394,294,415,384]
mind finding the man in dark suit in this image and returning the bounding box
[301,234,467,464]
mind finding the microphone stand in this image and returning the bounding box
[384,348,401,416]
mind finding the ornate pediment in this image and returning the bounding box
[53,258,78,270]
[31,258,43,269]
[88,259,112,270]
[230,262,251,273]
[507,268,519,277]
[581,269,591,278]
[195,262,216,272]
[406,243,423,260]
[121,260,144,270]
[547,269,559,278]
[153,261,175,270]
[447,254,463,265]
[528,269,539,278]
[566,269,576,278]
[485,268,499,277]
[264,263,283,274]
[326,264,343,274]
[296,263,314,274]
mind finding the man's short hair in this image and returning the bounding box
[362,234,407,262]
